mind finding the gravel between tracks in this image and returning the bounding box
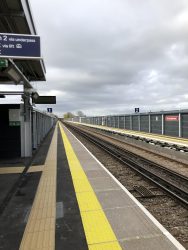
[68,125,188,249]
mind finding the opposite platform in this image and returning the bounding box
[73,122,188,148]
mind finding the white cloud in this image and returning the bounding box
[2,0,188,116]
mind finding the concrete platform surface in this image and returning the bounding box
[0,123,185,250]
[62,123,185,250]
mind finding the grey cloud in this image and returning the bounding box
[28,0,188,116]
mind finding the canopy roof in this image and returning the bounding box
[0,0,46,82]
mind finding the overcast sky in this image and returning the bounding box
[1,0,188,116]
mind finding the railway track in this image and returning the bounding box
[65,123,188,208]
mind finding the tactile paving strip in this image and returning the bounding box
[19,126,57,250]
[0,165,44,174]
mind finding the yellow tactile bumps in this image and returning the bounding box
[19,126,57,250]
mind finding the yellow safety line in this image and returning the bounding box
[0,165,44,174]
[19,126,57,250]
[59,123,122,250]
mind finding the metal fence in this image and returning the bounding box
[68,110,188,138]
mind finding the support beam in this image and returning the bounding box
[0,11,25,17]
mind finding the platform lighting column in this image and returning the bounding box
[179,112,182,137]
[149,113,151,133]
[162,113,164,135]
[124,116,126,129]
[118,116,120,128]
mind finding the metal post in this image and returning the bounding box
[149,114,151,133]
[162,114,164,135]
[20,103,32,157]
[179,112,181,137]
[32,111,37,149]
[138,115,141,131]
[130,115,132,130]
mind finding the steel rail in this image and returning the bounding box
[79,124,188,181]
[66,123,188,207]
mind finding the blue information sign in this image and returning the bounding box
[135,108,139,113]
[47,108,53,113]
[0,33,41,59]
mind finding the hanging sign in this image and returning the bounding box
[0,33,41,59]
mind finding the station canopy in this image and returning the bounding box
[0,0,46,83]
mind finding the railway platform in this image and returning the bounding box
[74,123,188,149]
[0,122,185,249]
